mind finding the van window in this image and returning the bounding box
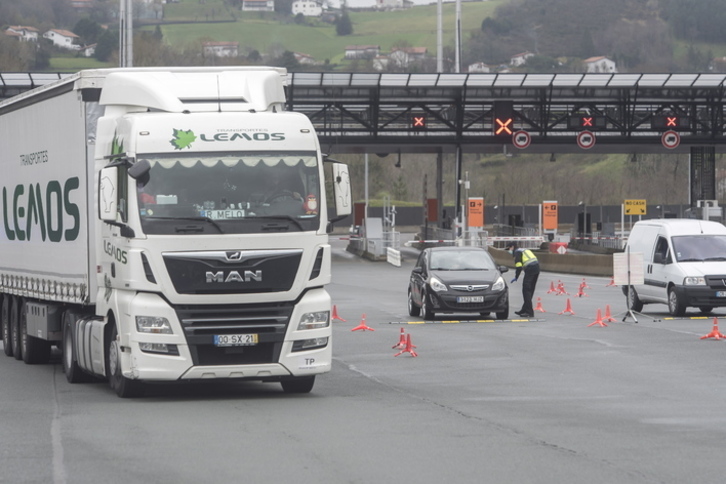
[654,236,671,264]
[672,235,726,262]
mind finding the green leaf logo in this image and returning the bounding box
[170,128,197,150]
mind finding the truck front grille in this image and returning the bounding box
[175,302,293,366]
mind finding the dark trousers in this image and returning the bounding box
[519,263,540,315]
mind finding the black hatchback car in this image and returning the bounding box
[408,246,510,320]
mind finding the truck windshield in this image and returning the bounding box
[671,235,726,262]
[137,152,321,235]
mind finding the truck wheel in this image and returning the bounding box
[10,296,22,361]
[281,376,315,394]
[21,298,51,364]
[1,295,12,357]
[668,287,686,316]
[107,324,145,398]
[62,311,93,383]
[627,286,644,312]
[421,291,435,320]
[407,289,420,317]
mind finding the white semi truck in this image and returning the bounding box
[0,67,352,397]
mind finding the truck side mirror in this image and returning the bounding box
[128,159,151,185]
[98,167,118,223]
[331,162,351,221]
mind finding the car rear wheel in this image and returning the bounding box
[407,289,421,317]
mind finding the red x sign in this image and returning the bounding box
[495,117,513,136]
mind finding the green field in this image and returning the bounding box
[152,0,506,64]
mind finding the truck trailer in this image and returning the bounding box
[0,67,352,397]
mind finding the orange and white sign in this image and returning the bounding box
[468,197,484,227]
[542,201,558,231]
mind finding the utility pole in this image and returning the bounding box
[436,0,443,72]
[119,0,133,67]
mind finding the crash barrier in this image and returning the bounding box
[489,247,614,277]
[387,248,402,267]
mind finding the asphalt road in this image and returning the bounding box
[2,239,726,483]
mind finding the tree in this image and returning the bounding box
[94,30,117,62]
[73,18,104,45]
[336,12,353,36]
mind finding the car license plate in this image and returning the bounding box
[716,291,726,298]
[214,333,258,347]
[457,296,484,303]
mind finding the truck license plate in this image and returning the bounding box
[716,291,726,298]
[457,296,484,303]
[214,334,258,347]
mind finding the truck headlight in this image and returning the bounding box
[684,277,706,286]
[136,316,172,334]
[298,311,330,330]
[429,276,447,292]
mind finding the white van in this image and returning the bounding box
[623,219,726,316]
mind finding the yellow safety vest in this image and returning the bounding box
[515,249,538,268]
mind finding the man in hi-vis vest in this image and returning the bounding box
[506,242,540,317]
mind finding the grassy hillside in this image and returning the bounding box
[153,0,506,63]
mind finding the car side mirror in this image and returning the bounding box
[498,266,509,273]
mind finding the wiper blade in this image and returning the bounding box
[145,216,224,233]
[255,215,304,231]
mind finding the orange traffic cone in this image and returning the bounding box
[392,328,407,349]
[576,282,589,298]
[556,281,569,295]
[547,281,557,294]
[534,297,546,312]
[351,314,374,331]
[331,305,346,322]
[606,276,616,287]
[559,298,575,315]
[394,333,418,357]
[700,317,726,340]
[588,308,608,327]
[581,278,591,289]
[603,304,616,322]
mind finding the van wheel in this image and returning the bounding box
[626,286,644,312]
[668,287,686,316]
[699,306,714,314]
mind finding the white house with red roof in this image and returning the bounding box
[4,26,39,42]
[202,41,239,58]
[43,29,80,50]
[583,56,617,73]
[510,51,534,67]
